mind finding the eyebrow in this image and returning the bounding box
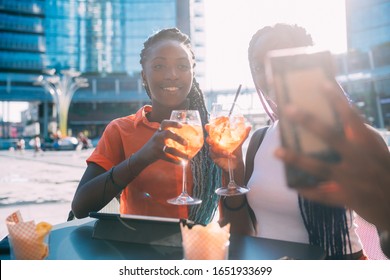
[151,56,190,62]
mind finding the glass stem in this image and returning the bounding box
[228,157,235,187]
[182,160,188,195]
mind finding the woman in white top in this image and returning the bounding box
[211,23,367,259]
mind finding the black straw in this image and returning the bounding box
[229,84,242,116]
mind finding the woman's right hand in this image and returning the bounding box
[137,120,189,165]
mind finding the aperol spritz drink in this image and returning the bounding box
[165,124,204,160]
[166,110,204,205]
[209,103,249,196]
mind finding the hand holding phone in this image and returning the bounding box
[265,47,343,188]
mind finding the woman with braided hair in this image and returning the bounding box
[212,23,369,259]
[72,28,221,225]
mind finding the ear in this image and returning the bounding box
[141,71,147,85]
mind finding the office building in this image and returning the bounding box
[45,0,205,78]
[0,0,48,139]
[0,0,206,139]
[337,0,390,128]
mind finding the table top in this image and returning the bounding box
[1,218,326,260]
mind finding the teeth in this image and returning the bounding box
[164,87,179,91]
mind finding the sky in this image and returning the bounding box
[1,0,347,122]
[204,0,347,91]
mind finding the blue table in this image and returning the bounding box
[1,218,326,260]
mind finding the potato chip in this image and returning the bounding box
[39,244,49,259]
[35,222,52,259]
[36,222,52,242]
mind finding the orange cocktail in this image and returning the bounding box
[166,124,204,160]
[208,115,247,154]
[209,104,249,196]
[166,110,204,205]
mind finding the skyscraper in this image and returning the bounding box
[338,0,390,128]
[0,0,206,139]
[0,0,46,101]
[44,0,205,81]
[346,0,390,51]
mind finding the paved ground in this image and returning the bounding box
[0,149,91,239]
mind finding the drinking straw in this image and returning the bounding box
[228,84,242,116]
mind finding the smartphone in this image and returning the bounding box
[265,47,343,188]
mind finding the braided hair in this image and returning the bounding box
[248,23,352,259]
[140,28,222,225]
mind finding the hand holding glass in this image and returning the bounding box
[166,110,204,205]
[209,103,249,196]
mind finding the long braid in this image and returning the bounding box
[248,23,352,258]
[140,28,222,225]
[298,197,352,258]
[187,77,222,225]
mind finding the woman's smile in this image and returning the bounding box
[162,86,180,92]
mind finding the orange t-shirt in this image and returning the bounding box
[87,105,191,219]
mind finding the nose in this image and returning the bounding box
[164,66,179,80]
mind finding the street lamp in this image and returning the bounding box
[35,69,89,137]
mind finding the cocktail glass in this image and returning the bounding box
[209,103,249,196]
[166,110,204,205]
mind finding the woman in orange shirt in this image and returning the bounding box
[71,28,221,224]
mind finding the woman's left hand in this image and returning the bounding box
[205,124,251,172]
[274,82,390,231]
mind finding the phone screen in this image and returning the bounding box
[265,47,342,188]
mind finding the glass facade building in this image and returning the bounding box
[0,0,206,139]
[346,0,390,52]
[44,0,205,80]
[45,0,176,74]
[44,0,80,72]
[337,0,390,128]
[0,0,46,101]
